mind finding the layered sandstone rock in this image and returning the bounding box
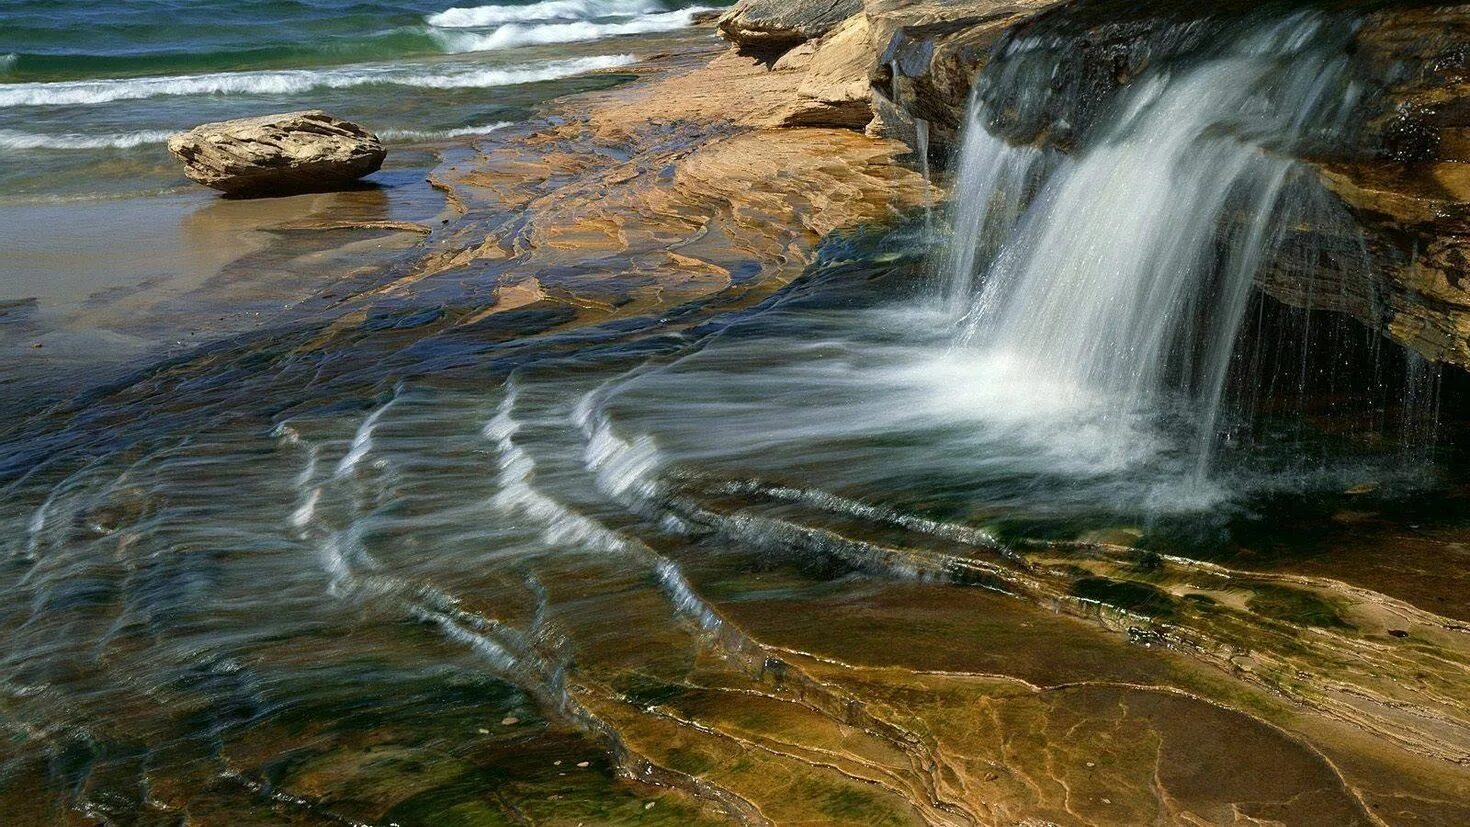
[397,42,932,324]
[168,110,385,197]
[775,14,877,128]
[717,0,864,52]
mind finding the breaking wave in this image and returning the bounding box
[427,0,666,29]
[0,122,512,152]
[0,128,173,149]
[431,7,709,52]
[378,121,515,141]
[0,53,638,107]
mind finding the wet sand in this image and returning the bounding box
[0,156,447,411]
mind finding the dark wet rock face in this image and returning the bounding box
[1246,5,1470,369]
[867,0,1067,148]
[869,1,1075,143]
[1300,5,1470,366]
[167,110,386,197]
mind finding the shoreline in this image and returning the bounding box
[4,20,927,411]
[0,155,448,410]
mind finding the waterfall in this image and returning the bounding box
[914,117,933,235]
[942,12,1362,480]
[937,116,1044,316]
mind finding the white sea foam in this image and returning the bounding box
[0,122,510,153]
[432,8,707,52]
[493,437,629,552]
[22,490,57,561]
[416,608,521,671]
[0,54,637,107]
[317,530,354,594]
[0,128,173,149]
[483,385,521,441]
[583,420,661,502]
[378,121,514,141]
[427,0,663,28]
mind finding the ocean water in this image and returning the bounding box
[0,0,719,201]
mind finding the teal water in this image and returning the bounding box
[0,0,719,201]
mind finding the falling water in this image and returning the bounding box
[914,117,933,235]
[936,114,1044,316]
[943,12,1364,481]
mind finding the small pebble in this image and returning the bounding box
[1085,761,1095,768]
[644,801,656,810]
[1102,798,1111,805]
[501,716,519,725]
[477,728,489,735]
[553,760,562,766]
[576,761,590,768]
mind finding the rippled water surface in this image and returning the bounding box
[3,214,1467,820]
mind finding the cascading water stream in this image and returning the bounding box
[941,12,1364,482]
[937,120,1045,317]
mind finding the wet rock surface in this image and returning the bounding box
[1293,4,1470,369]
[867,0,1065,147]
[167,110,386,197]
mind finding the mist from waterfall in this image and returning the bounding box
[942,12,1364,481]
